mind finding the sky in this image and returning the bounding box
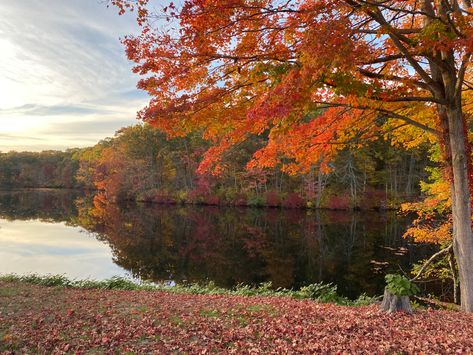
[0,218,131,280]
[0,0,149,152]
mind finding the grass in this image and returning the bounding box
[0,273,378,306]
[0,287,20,297]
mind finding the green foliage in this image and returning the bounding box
[299,283,340,303]
[247,195,265,207]
[0,274,377,306]
[385,274,419,297]
[13,274,73,287]
[410,299,422,310]
[411,253,453,283]
[75,277,144,290]
[0,150,81,189]
[352,293,378,306]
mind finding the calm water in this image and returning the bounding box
[0,190,431,298]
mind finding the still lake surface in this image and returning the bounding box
[0,189,432,298]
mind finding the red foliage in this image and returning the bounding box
[361,188,388,210]
[282,193,304,209]
[233,193,248,206]
[265,192,281,208]
[188,174,216,202]
[326,194,350,210]
[203,195,220,206]
[152,194,177,205]
[2,281,473,353]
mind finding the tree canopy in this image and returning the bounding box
[112,0,469,172]
[112,0,473,311]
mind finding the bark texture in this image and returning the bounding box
[380,288,413,314]
[447,107,473,312]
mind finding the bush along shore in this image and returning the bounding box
[2,274,473,353]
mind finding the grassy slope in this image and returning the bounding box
[1,280,473,353]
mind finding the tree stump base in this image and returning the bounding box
[380,288,413,314]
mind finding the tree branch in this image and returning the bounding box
[411,244,453,282]
[313,101,441,136]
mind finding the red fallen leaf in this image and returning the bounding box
[2,281,473,353]
[67,309,75,317]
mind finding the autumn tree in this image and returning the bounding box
[112,0,473,311]
[0,150,81,188]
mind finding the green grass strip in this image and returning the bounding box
[0,273,377,306]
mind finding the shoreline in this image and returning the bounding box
[0,187,403,212]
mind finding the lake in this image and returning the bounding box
[0,190,432,298]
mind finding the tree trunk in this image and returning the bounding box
[380,288,413,314]
[447,106,473,312]
[448,247,460,305]
[405,153,416,195]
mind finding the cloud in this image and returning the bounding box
[0,104,110,116]
[41,118,137,136]
[0,0,148,151]
[0,133,46,141]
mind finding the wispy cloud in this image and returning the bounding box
[41,119,137,136]
[0,104,110,116]
[0,133,46,141]
[0,0,148,151]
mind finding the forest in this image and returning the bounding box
[0,150,80,189]
[0,123,433,210]
[2,0,472,313]
[3,0,473,352]
[106,0,473,313]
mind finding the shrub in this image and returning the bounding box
[218,187,238,204]
[353,293,378,306]
[265,192,281,207]
[234,193,248,206]
[325,194,350,210]
[175,190,189,204]
[137,189,159,202]
[299,282,343,303]
[361,188,387,210]
[248,195,265,207]
[153,194,176,204]
[204,195,220,206]
[385,274,419,296]
[282,193,305,209]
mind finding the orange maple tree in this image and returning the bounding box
[112,0,473,311]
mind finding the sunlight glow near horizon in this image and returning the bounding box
[0,0,148,152]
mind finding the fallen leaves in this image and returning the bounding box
[1,281,473,353]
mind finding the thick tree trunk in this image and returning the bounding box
[447,106,473,312]
[380,288,413,314]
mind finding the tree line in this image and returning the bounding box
[0,150,81,189]
[0,124,432,210]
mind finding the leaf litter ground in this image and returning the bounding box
[1,281,473,353]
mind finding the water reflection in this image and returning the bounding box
[0,190,430,298]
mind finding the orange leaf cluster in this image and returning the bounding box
[111,0,472,176]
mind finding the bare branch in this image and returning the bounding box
[411,244,453,282]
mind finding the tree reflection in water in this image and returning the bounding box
[0,190,431,299]
[76,193,428,298]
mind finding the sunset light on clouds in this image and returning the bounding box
[0,0,147,152]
